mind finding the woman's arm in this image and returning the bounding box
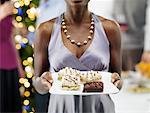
[100,17,123,90]
[105,20,121,74]
[33,20,54,94]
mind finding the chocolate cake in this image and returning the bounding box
[83,81,104,92]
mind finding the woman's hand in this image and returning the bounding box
[33,72,53,94]
[111,73,123,90]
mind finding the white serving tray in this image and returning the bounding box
[49,71,119,95]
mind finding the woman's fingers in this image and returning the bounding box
[111,72,123,90]
[111,72,120,83]
[32,72,53,94]
[41,79,51,90]
[114,79,120,86]
[41,72,53,84]
[33,77,50,94]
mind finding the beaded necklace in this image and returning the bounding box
[61,14,94,47]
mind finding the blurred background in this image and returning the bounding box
[0,0,150,113]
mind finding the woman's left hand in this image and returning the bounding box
[111,73,123,90]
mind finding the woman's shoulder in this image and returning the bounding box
[97,15,120,32]
[97,15,121,45]
[35,18,58,45]
[37,18,56,33]
[36,18,57,40]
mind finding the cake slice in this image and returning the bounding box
[80,71,102,83]
[82,71,104,92]
[62,74,80,90]
[83,81,104,92]
[58,67,80,80]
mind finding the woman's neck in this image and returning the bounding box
[64,5,91,25]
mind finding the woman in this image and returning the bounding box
[0,0,23,112]
[33,0,123,113]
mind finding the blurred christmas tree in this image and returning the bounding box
[12,0,40,112]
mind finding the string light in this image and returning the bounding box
[24,82,30,88]
[22,109,27,113]
[19,86,25,96]
[23,60,29,66]
[25,66,32,73]
[16,44,21,50]
[24,91,30,97]
[16,16,22,22]
[29,7,36,14]
[24,78,29,83]
[28,14,35,20]
[27,57,33,63]
[23,100,30,106]
[28,25,35,32]
[14,2,20,8]
[19,1,24,7]
[31,108,35,112]
[13,0,38,112]
[19,78,25,84]
[15,35,22,43]
[13,8,18,14]
[32,44,34,48]
[18,22,24,28]
[26,73,33,78]
[24,0,30,6]
[22,38,28,44]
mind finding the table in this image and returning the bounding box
[110,79,150,113]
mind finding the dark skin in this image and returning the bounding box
[33,0,123,94]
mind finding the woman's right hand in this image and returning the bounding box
[33,72,53,94]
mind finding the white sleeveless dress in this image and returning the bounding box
[47,13,115,113]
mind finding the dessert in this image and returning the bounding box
[83,81,104,92]
[62,74,80,90]
[58,67,80,80]
[80,71,102,83]
[81,71,103,92]
[57,67,104,92]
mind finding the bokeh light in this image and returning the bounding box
[14,2,20,8]
[23,60,29,66]
[24,91,30,97]
[24,82,30,88]
[27,57,33,63]
[28,25,35,32]
[15,35,22,43]
[25,66,32,73]
[16,16,22,22]
[22,38,28,44]
[24,0,30,6]
[16,44,21,50]
[23,100,30,106]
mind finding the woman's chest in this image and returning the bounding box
[49,45,110,72]
[61,25,95,59]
